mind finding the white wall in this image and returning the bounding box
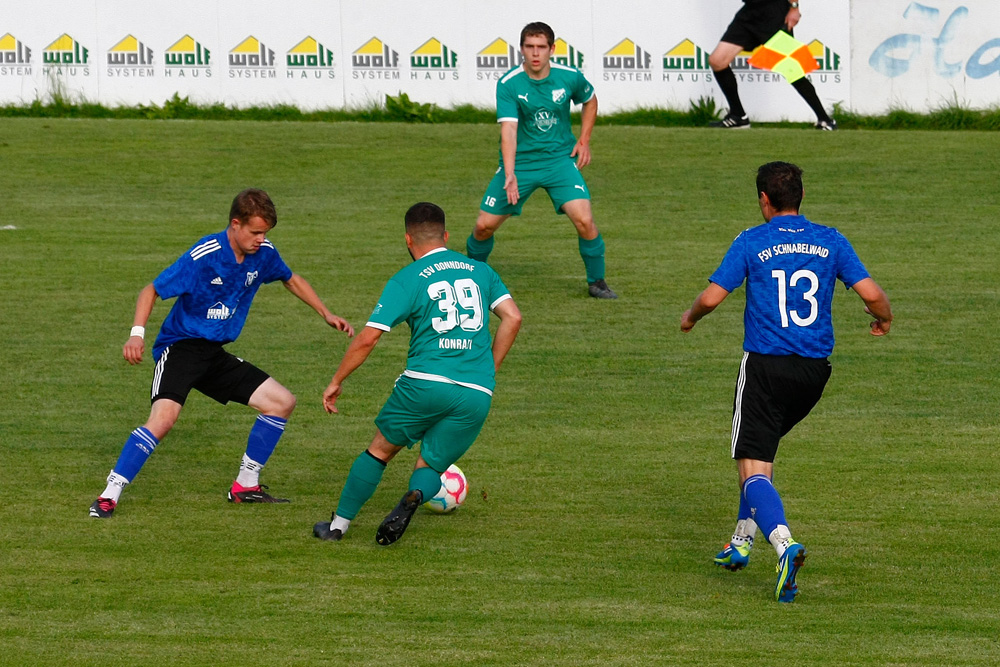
[851,1,1000,114]
[0,1,995,120]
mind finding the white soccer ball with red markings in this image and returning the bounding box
[423,464,468,514]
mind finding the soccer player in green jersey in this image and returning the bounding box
[314,202,522,545]
[466,21,617,299]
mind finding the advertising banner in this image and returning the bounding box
[0,1,993,119]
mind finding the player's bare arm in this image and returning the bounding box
[490,298,522,371]
[681,282,731,332]
[322,326,383,413]
[572,96,598,169]
[283,273,355,337]
[851,277,893,336]
[123,283,159,365]
[500,121,519,205]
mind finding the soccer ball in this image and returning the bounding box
[422,464,468,514]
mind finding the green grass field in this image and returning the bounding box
[1,118,998,665]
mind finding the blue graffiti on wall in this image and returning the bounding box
[869,3,1000,79]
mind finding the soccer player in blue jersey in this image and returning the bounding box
[89,188,354,518]
[466,21,617,299]
[314,202,521,545]
[680,162,892,601]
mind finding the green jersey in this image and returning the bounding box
[496,62,595,168]
[366,247,511,395]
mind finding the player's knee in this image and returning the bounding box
[473,225,496,241]
[368,432,402,463]
[144,416,176,440]
[275,391,297,418]
[145,400,181,439]
[475,213,506,239]
[708,52,729,71]
[574,218,598,238]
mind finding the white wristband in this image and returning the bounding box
[130,325,145,339]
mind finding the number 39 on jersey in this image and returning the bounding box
[428,279,484,334]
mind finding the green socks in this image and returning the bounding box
[409,466,444,502]
[578,234,606,283]
[470,231,606,283]
[466,234,495,262]
[335,451,386,520]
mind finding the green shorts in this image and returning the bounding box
[374,375,493,472]
[480,157,590,216]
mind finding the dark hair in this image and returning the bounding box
[404,202,446,242]
[520,22,555,47]
[756,162,803,212]
[230,188,277,228]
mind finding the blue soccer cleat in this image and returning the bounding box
[775,542,807,602]
[714,541,751,571]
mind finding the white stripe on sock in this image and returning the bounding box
[257,414,286,431]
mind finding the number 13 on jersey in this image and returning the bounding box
[772,269,818,328]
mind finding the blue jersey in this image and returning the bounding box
[152,229,292,359]
[709,215,869,358]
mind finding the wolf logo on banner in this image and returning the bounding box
[603,38,652,82]
[43,34,90,76]
[165,35,211,79]
[411,38,458,81]
[352,37,400,80]
[1,33,31,76]
[287,37,336,80]
[107,35,154,79]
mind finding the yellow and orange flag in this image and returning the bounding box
[748,31,818,83]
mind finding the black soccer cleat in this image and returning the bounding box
[375,490,423,546]
[314,514,344,541]
[815,119,838,131]
[89,497,117,518]
[710,114,751,129]
[587,279,618,299]
[227,482,290,504]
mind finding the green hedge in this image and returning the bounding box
[2,92,998,130]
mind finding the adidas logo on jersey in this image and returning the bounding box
[211,277,223,285]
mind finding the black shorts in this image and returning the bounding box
[150,339,270,406]
[730,352,831,462]
[721,1,792,51]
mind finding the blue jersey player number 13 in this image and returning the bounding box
[681,162,892,603]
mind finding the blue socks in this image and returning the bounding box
[112,426,160,482]
[245,414,287,467]
[738,485,752,523]
[409,466,443,502]
[742,474,788,542]
[729,486,758,547]
[466,234,495,262]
